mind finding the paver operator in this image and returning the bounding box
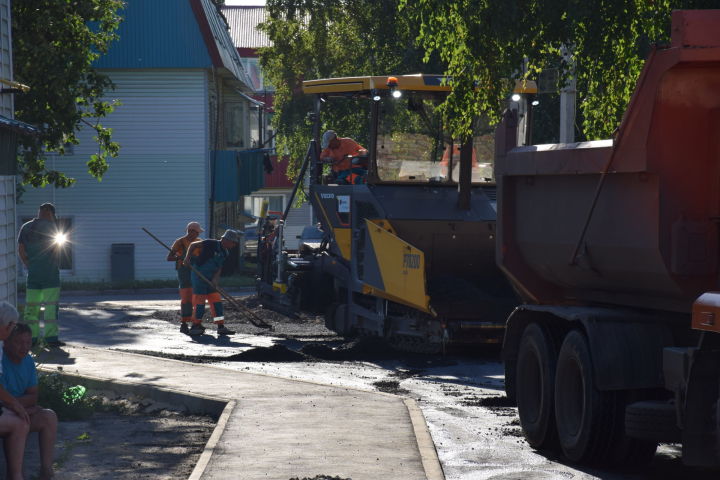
[183,229,240,336]
[17,203,64,347]
[320,130,368,184]
[167,221,204,334]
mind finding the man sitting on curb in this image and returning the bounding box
[2,323,57,480]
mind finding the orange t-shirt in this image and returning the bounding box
[170,237,200,269]
[320,138,367,172]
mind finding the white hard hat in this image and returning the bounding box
[321,130,337,149]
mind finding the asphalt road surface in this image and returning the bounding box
[44,290,715,480]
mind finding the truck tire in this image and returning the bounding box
[516,323,558,449]
[625,401,681,443]
[554,330,616,464]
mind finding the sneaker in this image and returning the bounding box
[216,324,235,336]
[180,323,190,334]
[188,323,205,336]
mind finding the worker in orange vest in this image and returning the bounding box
[320,130,368,184]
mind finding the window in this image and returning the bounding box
[244,194,285,221]
[224,102,246,148]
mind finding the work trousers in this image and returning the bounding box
[192,292,225,325]
[24,286,61,341]
[180,287,193,323]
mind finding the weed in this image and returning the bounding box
[37,373,101,421]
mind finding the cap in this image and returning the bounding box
[321,130,337,149]
[186,221,204,233]
[39,203,56,215]
[221,229,240,244]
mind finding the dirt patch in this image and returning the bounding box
[1,397,215,480]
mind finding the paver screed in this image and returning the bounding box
[37,345,443,480]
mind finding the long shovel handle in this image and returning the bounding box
[141,227,271,329]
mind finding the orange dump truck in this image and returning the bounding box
[497,10,720,467]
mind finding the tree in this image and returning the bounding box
[12,0,124,188]
[405,0,720,142]
[258,0,443,179]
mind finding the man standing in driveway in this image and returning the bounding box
[167,221,203,334]
[183,229,239,337]
[17,203,63,347]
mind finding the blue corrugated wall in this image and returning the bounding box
[212,150,265,201]
[96,0,211,69]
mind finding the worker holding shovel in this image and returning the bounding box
[183,229,240,336]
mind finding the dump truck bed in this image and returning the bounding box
[496,10,720,314]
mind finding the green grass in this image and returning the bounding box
[17,274,256,293]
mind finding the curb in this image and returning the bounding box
[38,366,232,480]
[188,400,236,480]
[38,367,227,417]
[404,398,446,480]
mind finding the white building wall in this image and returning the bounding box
[18,70,210,282]
[0,177,16,302]
[0,0,16,304]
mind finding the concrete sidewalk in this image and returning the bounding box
[36,345,444,480]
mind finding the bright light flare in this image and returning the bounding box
[391,89,402,99]
[511,93,521,102]
[532,99,540,106]
[54,232,68,246]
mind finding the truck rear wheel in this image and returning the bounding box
[516,323,558,449]
[554,330,613,463]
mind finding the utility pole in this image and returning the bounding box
[559,45,576,144]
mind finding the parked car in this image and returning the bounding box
[242,224,259,259]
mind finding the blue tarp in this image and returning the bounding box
[212,150,266,202]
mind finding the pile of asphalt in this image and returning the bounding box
[289,476,351,480]
[226,344,307,362]
[300,337,399,361]
[372,379,410,395]
[150,294,336,338]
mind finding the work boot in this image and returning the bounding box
[216,324,235,336]
[188,323,205,336]
[180,322,190,334]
